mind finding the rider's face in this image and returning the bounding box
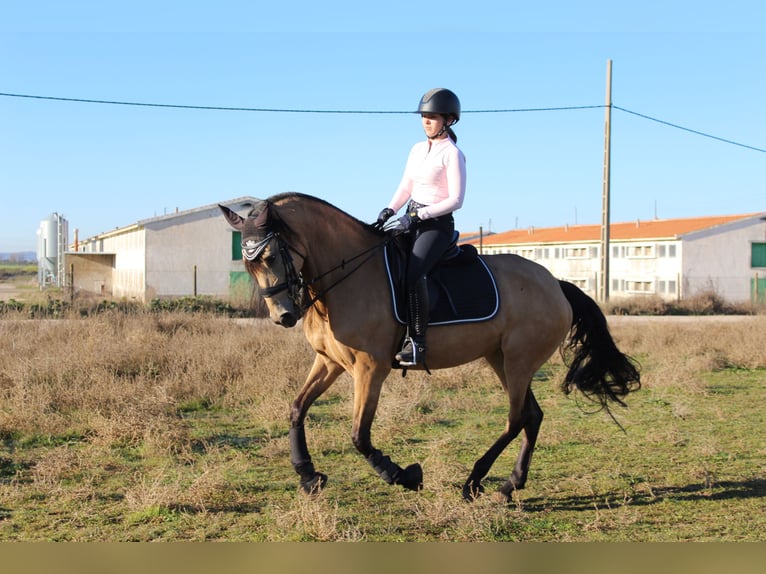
[421,113,447,139]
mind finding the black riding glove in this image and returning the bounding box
[373,207,395,230]
[397,210,421,232]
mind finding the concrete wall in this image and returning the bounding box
[70,226,146,300]
[144,209,243,299]
[682,218,766,302]
[109,228,146,300]
[66,253,116,297]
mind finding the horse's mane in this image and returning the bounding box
[266,192,384,236]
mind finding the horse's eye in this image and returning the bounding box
[264,254,277,265]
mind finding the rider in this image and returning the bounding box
[373,88,467,367]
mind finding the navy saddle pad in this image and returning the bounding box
[383,242,500,326]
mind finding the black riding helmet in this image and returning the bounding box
[417,88,461,123]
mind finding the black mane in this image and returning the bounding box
[266,192,385,236]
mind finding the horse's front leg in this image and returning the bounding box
[351,360,423,492]
[290,353,344,494]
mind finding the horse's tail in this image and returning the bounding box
[558,280,641,409]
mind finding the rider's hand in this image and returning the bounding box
[372,207,395,230]
[397,210,421,231]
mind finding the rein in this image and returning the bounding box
[246,231,391,313]
[301,238,390,309]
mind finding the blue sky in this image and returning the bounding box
[2,1,764,253]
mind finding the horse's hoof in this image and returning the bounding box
[491,490,511,504]
[299,472,328,495]
[462,481,484,502]
[499,478,524,497]
[398,463,423,491]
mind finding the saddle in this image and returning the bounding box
[384,231,500,326]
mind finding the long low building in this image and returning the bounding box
[66,197,259,303]
[465,212,766,303]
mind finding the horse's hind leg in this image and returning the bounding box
[462,352,542,501]
[462,420,520,501]
[499,389,543,497]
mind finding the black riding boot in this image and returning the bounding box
[396,276,429,366]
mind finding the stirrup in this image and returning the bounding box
[395,336,425,366]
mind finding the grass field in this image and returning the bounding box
[0,310,765,541]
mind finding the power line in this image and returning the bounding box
[1,91,764,153]
[0,91,603,115]
[467,105,605,113]
[613,105,766,154]
[0,91,404,114]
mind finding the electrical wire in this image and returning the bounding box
[1,91,763,153]
[613,105,766,154]
[0,91,604,115]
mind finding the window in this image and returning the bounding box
[567,247,588,259]
[626,280,653,293]
[657,244,678,257]
[658,280,678,294]
[232,231,242,261]
[627,245,654,258]
[569,278,589,290]
[752,242,766,268]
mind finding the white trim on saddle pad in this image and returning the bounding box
[383,245,500,326]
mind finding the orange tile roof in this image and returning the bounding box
[463,213,763,246]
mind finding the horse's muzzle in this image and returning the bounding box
[277,312,298,328]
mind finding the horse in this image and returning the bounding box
[220,192,640,501]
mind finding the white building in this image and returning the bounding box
[66,198,258,303]
[466,212,766,304]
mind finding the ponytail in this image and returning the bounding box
[446,126,457,143]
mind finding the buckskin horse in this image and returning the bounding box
[220,192,640,501]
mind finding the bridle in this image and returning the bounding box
[242,231,305,307]
[242,229,390,314]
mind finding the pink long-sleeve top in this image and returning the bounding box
[387,137,466,220]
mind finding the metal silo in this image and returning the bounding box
[37,213,69,288]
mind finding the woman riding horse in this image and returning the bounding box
[221,193,640,501]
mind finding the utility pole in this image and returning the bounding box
[599,59,612,303]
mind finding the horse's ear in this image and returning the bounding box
[219,204,245,230]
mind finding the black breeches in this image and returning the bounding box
[405,216,455,289]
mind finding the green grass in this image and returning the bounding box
[2,367,763,541]
[0,314,765,541]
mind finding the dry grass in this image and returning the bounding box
[1,310,765,541]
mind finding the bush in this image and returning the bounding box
[0,295,260,319]
[604,289,761,316]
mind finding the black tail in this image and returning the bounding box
[558,280,641,409]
